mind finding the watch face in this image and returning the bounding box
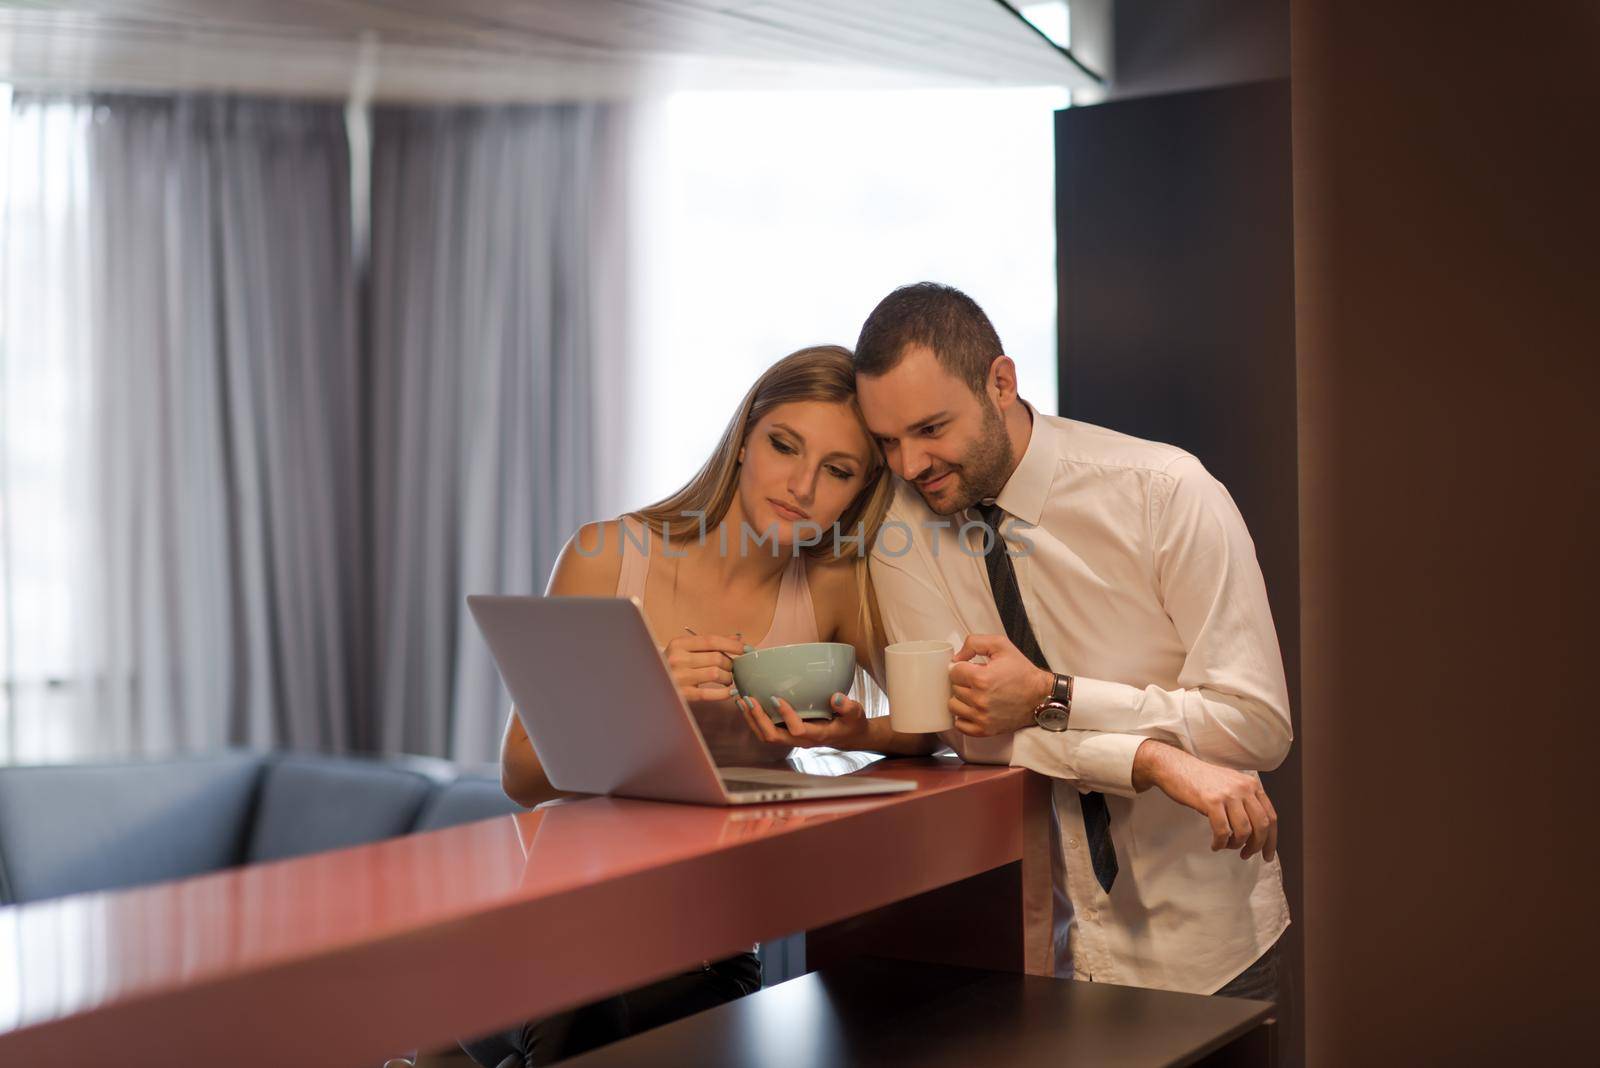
[1034,702,1070,732]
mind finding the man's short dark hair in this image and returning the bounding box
[853,282,1004,394]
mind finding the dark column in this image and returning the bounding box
[1055,78,1301,1063]
[1292,1,1598,1062]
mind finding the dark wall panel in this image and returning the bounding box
[1055,79,1301,1062]
[1292,1,1597,1062]
[1110,0,1288,101]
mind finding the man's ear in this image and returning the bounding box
[988,355,1020,407]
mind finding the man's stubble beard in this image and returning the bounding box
[925,401,1014,516]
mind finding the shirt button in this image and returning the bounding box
[1065,837,1079,848]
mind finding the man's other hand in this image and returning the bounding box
[1132,740,1279,862]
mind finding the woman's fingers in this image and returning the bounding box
[673,661,731,703]
[771,698,822,742]
[665,636,744,703]
[682,684,735,703]
[829,693,864,718]
[737,696,785,744]
[669,634,747,659]
[746,696,815,745]
[705,635,749,657]
[682,665,733,686]
[736,697,761,741]
[668,650,736,672]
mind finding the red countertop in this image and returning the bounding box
[0,759,1028,1067]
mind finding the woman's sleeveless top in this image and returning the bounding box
[615,517,820,766]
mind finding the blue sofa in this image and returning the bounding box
[0,751,525,905]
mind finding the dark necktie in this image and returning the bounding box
[975,502,1118,894]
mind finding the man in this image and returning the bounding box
[848,282,1291,1000]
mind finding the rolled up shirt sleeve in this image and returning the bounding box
[1011,727,1143,798]
[1063,456,1293,771]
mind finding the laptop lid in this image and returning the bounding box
[466,595,730,805]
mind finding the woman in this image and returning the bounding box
[499,343,940,801]
[470,345,935,1068]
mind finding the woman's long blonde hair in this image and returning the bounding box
[629,345,894,683]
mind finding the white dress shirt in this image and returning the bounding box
[871,405,1292,995]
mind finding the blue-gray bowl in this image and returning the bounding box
[731,642,856,725]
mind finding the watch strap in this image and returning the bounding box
[1049,672,1074,711]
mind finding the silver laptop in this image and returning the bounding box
[466,595,915,805]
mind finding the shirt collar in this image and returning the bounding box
[988,400,1054,528]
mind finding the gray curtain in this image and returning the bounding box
[369,104,627,763]
[73,95,362,756]
[2,94,623,765]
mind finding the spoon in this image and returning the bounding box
[684,626,756,655]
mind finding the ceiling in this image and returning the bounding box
[0,1,1102,103]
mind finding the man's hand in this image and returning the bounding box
[1132,740,1279,861]
[948,634,1053,737]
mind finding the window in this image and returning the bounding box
[627,86,1068,506]
[0,90,95,762]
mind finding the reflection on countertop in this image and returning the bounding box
[0,756,1005,1039]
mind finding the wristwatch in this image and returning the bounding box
[1032,673,1074,732]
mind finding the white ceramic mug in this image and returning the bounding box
[885,640,955,733]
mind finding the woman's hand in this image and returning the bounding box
[663,632,746,704]
[736,692,877,751]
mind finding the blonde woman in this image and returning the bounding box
[472,346,936,1068]
[500,344,937,805]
